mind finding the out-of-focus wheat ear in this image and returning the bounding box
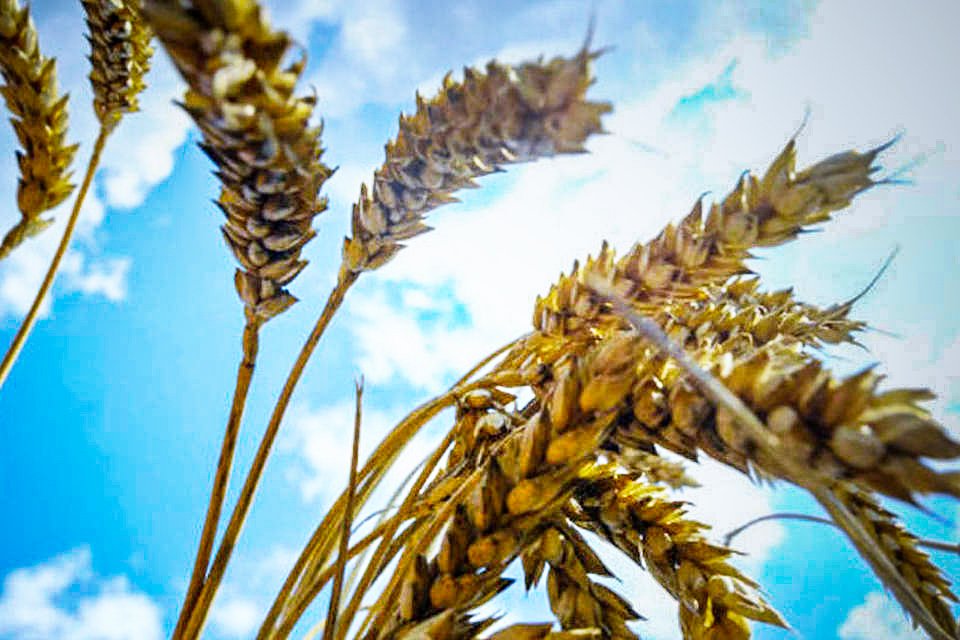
[0,0,78,259]
[143,0,332,323]
[82,0,154,133]
[342,46,610,274]
[569,465,787,640]
[533,138,888,336]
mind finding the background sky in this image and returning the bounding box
[1,1,959,638]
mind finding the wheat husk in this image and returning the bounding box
[831,482,957,637]
[0,0,78,259]
[143,0,333,322]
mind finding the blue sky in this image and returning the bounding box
[1,1,959,638]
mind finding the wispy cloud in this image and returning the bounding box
[0,547,162,640]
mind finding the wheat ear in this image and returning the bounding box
[0,0,78,259]
[596,285,957,640]
[0,0,151,389]
[534,138,887,339]
[570,464,786,640]
[140,0,335,633]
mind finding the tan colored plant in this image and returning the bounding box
[1,2,958,640]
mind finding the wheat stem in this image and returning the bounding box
[181,267,358,639]
[323,379,364,640]
[173,314,261,638]
[0,126,108,390]
[331,428,457,640]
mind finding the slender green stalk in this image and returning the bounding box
[0,127,108,390]
[173,314,261,638]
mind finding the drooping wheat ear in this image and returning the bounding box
[342,46,611,273]
[82,0,153,132]
[143,0,332,323]
[570,464,787,640]
[522,523,641,638]
[533,138,887,338]
[0,0,78,259]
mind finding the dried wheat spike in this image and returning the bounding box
[570,465,786,640]
[342,47,610,273]
[833,482,957,636]
[374,346,622,639]
[142,0,333,322]
[534,138,886,337]
[0,0,78,259]
[82,0,153,131]
[521,523,640,639]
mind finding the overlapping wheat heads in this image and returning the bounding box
[0,0,151,389]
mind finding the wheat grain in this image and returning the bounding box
[342,47,610,273]
[143,0,332,322]
[82,0,153,132]
[0,0,78,259]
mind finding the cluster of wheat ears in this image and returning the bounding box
[1,1,958,639]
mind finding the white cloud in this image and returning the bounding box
[839,591,927,640]
[206,546,300,639]
[208,595,261,639]
[0,547,163,640]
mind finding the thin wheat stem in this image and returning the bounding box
[332,428,457,640]
[323,379,364,640]
[173,314,261,638]
[257,392,458,639]
[181,267,359,639]
[0,126,108,390]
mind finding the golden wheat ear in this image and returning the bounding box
[83,0,154,132]
[569,465,787,640]
[533,137,889,339]
[342,46,611,273]
[143,0,333,323]
[0,0,78,260]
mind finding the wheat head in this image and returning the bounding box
[143,0,333,323]
[0,0,78,259]
[82,0,153,132]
